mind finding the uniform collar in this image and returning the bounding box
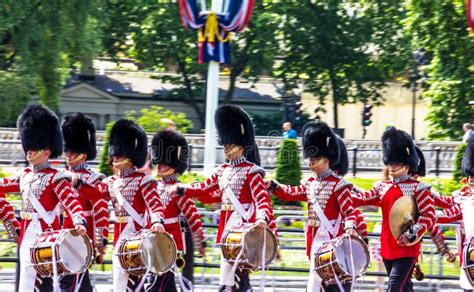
[71,162,89,172]
[393,174,411,184]
[119,167,136,178]
[227,156,246,167]
[32,163,50,173]
[317,169,333,181]
[161,174,178,183]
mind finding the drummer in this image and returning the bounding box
[60,113,110,291]
[331,137,369,243]
[266,121,359,292]
[102,119,166,292]
[435,139,474,290]
[351,126,435,292]
[0,105,87,291]
[409,146,454,261]
[148,129,206,291]
[170,105,277,292]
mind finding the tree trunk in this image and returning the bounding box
[223,72,237,104]
[329,69,339,129]
[178,61,205,128]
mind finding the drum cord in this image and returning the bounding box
[259,228,267,291]
[135,233,153,292]
[74,272,86,292]
[52,246,60,292]
[348,235,356,292]
[174,264,193,292]
[329,252,345,292]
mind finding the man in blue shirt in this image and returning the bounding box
[282,122,298,139]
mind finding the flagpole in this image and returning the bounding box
[202,0,220,176]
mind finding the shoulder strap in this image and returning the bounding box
[223,185,254,221]
[27,189,56,225]
[310,182,341,236]
[115,190,145,227]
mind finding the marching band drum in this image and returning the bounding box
[116,230,177,276]
[221,223,278,270]
[30,229,93,277]
[461,197,474,286]
[314,234,370,284]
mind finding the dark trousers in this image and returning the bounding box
[60,270,93,292]
[383,257,416,292]
[322,282,352,292]
[35,276,53,292]
[147,271,177,292]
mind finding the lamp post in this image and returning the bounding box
[410,48,428,139]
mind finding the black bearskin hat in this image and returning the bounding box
[462,140,474,177]
[215,105,260,165]
[409,146,426,177]
[215,105,255,147]
[17,104,63,158]
[151,130,189,174]
[108,119,147,168]
[302,121,340,164]
[61,113,97,160]
[381,126,419,171]
[331,138,349,176]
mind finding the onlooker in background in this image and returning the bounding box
[463,123,472,143]
[282,122,297,139]
[161,118,177,131]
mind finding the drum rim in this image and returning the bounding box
[30,229,93,277]
[118,230,177,276]
[143,231,177,274]
[220,224,279,270]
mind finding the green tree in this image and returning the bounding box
[0,71,31,126]
[404,0,474,140]
[279,0,388,128]
[273,139,301,206]
[102,1,282,127]
[98,122,114,177]
[125,105,193,133]
[453,143,467,182]
[0,0,103,111]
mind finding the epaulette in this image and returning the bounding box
[85,172,106,186]
[52,171,72,183]
[248,163,266,177]
[415,181,431,193]
[334,178,353,192]
[140,175,157,187]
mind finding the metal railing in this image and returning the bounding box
[0,208,464,291]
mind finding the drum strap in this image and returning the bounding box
[116,191,145,227]
[26,188,57,225]
[223,185,254,221]
[311,195,341,237]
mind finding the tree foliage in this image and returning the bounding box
[273,139,302,206]
[98,122,114,177]
[125,105,193,133]
[278,1,390,128]
[0,71,31,126]
[0,0,103,111]
[404,0,474,140]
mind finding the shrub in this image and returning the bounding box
[272,139,302,206]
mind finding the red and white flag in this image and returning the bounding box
[468,0,474,31]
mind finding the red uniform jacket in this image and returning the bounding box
[63,163,109,248]
[183,157,276,243]
[0,193,20,243]
[272,169,358,257]
[436,184,473,265]
[103,168,164,245]
[0,163,84,245]
[157,175,205,251]
[352,175,435,260]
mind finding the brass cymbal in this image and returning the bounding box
[389,196,419,244]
